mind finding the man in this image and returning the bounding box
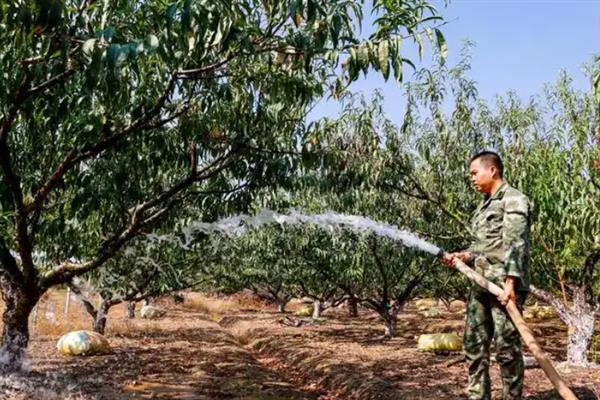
[441,151,530,400]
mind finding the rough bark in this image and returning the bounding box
[92,301,111,335]
[0,278,37,373]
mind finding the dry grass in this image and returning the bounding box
[182,291,268,315]
[0,289,268,342]
[184,292,241,314]
[0,290,170,340]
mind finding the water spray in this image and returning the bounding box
[162,209,577,400]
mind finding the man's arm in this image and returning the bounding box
[499,193,530,305]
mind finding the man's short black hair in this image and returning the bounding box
[470,150,504,178]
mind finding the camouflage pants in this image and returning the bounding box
[464,287,527,400]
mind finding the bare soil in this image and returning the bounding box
[0,292,598,399]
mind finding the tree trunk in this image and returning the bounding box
[0,278,37,374]
[347,295,358,317]
[312,300,323,319]
[531,284,598,366]
[127,301,136,319]
[277,300,287,314]
[565,297,596,366]
[383,315,397,338]
[92,301,111,335]
[382,302,399,338]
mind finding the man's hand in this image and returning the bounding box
[498,277,517,306]
[440,251,473,269]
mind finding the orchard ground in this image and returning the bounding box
[0,291,598,399]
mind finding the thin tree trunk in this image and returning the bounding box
[93,301,111,335]
[347,295,358,317]
[531,285,598,366]
[127,301,136,319]
[566,290,597,366]
[277,300,287,314]
[382,302,399,338]
[0,278,37,373]
[312,300,323,319]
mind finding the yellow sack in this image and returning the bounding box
[417,333,462,352]
[57,330,111,356]
[524,303,555,320]
[140,305,167,319]
[414,298,437,311]
[420,308,441,318]
[294,305,313,317]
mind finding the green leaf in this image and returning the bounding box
[378,40,389,81]
[435,29,448,61]
[357,44,368,69]
[415,33,424,60]
[392,55,402,83]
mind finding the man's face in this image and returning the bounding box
[469,159,496,194]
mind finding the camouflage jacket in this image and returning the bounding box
[468,182,530,292]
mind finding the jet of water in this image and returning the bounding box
[167,209,443,256]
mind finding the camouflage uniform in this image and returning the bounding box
[464,182,530,400]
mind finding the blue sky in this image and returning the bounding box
[309,0,600,124]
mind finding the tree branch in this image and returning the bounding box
[581,247,600,295]
[68,282,98,319]
[0,236,24,286]
[0,142,35,284]
[25,75,178,218]
[40,148,242,287]
[396,266,426,304]
[0,75,32,143]
[176,54,240,79]
[382,178,469,232]
[26,69,76,97]
[369,238,389,302]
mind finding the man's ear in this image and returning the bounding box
[489,166,499,179]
